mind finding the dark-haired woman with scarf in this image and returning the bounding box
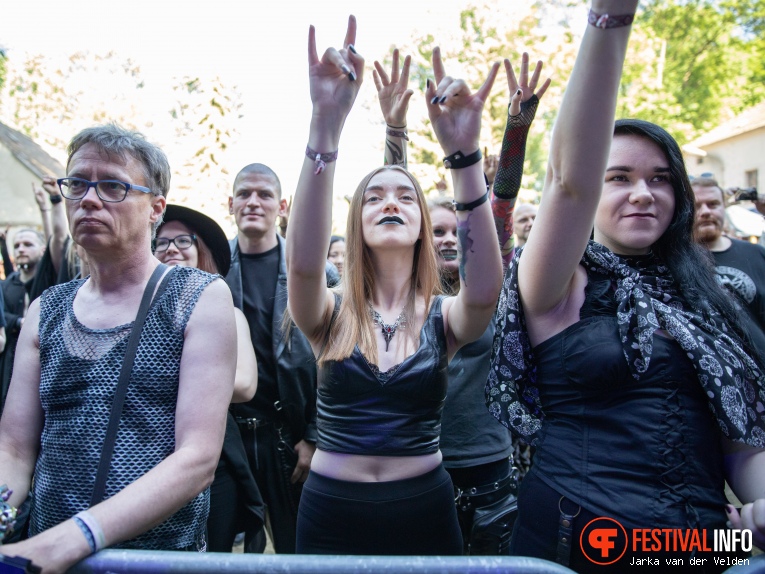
[487,1,765,572]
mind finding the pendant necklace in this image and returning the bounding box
[370,306,406,352]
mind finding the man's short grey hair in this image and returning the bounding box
[66,124,171,234]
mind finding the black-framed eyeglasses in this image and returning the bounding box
[56,177,153,203]
[153,234,197,253]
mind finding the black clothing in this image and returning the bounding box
[0,236,12,278]
[511,469,735,574]
[297,465,462,555]
[441,319,513,468]
[528,267,728,525]
[239,422,303,553]
[316,296,447,456]
[0,288,5,328]
[226,234,333,553]
[711,237,765,334]
[207,413,265,552]
[509,266,731,568]
[0,271,31,412]
[226,235,319,446]
[239,245,280,418]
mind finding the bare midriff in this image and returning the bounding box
[310,449,443,482]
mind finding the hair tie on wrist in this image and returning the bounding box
[305,145,338,175]
[386,123,406,129]
[587,9,635,29]
[443,149,482,170]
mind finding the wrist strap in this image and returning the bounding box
[453,190,489,212]
[588,9,635,29]
[305,145,338,175]
[443,149,482,170]
[386,127,409,141]
[89,264,174,506]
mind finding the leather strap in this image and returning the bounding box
[90,264,173,506]
[555,496,581,567]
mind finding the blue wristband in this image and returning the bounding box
[72,516,97,554]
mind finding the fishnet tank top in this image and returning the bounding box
[31,266,216,550]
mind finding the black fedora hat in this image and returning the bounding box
[161,204,231,277]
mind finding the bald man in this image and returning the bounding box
[513,203,537,248]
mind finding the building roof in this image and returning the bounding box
[0,121,64,177]
[687,101,765,149]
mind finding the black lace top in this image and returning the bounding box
[316,296,448,456]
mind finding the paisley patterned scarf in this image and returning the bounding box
[486,241,765,447]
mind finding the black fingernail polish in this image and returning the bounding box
[517,89,522,95]
[349,71,357,81]
[349,44,357,54]
[426,79,431,88]
[431,96,439,104]
[439,96,447,104]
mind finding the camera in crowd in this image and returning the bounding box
[732,187,758,203]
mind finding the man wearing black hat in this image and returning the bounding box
[226,163,337,553]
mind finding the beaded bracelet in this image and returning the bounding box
[305,145,338,175]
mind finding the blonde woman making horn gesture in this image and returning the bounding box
[286,16,502,555]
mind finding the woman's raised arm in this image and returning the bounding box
[518,0,638,317]
[426,48,503,356]
[286,16,364,345]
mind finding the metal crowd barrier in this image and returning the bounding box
[64,549,765,573]
[68,551,578,573]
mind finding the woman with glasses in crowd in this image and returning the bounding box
[285,17,502,554]
[154,205,263,552]
[487,1,765,570]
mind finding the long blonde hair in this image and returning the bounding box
[319,166,441,365]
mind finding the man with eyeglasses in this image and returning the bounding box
[0,124,237,569]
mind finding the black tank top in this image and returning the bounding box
[530,266,728,530]
[317,296,447,456]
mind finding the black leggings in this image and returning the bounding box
[296,465,463,555]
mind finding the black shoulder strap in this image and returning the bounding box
[90,264,174,506]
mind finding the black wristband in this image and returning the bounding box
[443,149,482,169]
[453,190,489,212]
[49,194,63,205]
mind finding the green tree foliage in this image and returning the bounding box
[620,0,765,142]
[397,0,764,198]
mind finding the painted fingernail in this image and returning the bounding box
[341,64,351,75]
[516,89,522,95]
[725,504,734,514]
[349,71,357,82]
[439,96,447,104]
[431,96,439,104]
[349,44,357,54]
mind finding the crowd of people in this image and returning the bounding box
[0,1,764,572]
